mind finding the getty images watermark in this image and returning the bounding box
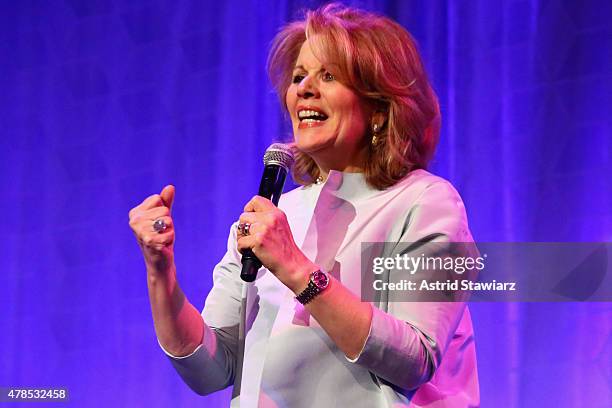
[360,242,612,302]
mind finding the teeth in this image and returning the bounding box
[302,118,321,123]
[298,110,326,119]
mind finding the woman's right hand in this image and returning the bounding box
[129,185,204,357]
[129,185,176,274]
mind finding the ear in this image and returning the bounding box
[371,111,387,131]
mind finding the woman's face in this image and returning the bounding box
[285,38,370,172]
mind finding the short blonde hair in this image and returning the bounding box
[267,3,441,190]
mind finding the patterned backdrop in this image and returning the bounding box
[1,0,610,407]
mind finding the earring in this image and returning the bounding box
[371,123,380,146]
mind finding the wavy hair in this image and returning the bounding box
[267,3,440,190]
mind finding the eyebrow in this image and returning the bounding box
[292,65,323,72]
[292,63,340,72]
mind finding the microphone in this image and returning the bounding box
[240,143,295,282]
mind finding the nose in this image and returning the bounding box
[297,75,320,99]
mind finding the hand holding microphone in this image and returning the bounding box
[238,143,294,282]
[236,144,317,288]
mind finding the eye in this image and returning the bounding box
[322,71,335,82]
[292,74,305,84]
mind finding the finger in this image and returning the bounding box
[129,206,170,224]
[236,221,264,238]
[141,229,175,250]
[140,194,164,211]
[131,215,174,239]
[244,196,275,213]
[236,234,259,254]
[160,185,175,211]
[145,206,171,220]
[238,212,260,225]
[150,215,174,233]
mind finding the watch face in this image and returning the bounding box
[312,270,329,289]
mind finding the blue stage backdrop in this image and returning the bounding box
[1,1,610,407]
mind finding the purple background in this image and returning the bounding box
[2,0,610,407]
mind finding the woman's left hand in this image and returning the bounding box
[236,196,316,292]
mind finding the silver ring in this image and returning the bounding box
[153,218,167,233]
[237,222,251,236]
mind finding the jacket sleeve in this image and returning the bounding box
[347,180,475,390]
[160,223,244,396]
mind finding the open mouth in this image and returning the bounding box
[298,109,329,124]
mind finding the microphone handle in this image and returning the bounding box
[240,165,288,282]
[257,164,288,206]
[240,255,261,282]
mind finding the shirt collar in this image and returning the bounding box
[319,170,378,201]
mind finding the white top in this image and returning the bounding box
[162,169,479,407]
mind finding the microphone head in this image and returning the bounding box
[263,143,295,171]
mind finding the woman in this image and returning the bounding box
[129,4,478,407]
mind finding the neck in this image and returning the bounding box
[311,147,368,177]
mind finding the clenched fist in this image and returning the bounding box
[129,185,176,273]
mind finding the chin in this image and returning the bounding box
[294,131,336,154]
[294,138,331,155]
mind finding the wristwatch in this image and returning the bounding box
[295,269,330,304]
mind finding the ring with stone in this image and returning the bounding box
[237,222,251,236]
[153,218,167,233]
